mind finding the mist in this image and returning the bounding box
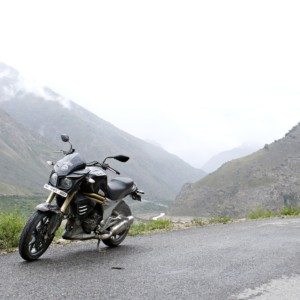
[0,0,299,167]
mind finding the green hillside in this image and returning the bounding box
[0,109,55,196]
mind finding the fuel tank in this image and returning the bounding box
[81,166,108,194]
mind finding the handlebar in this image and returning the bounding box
[87,161,121,175]
[54,140,75,156]
[101,163,120,175]
[54,149,75,155]
[107,165,121,175]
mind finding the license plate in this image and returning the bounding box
[44,184,68,198]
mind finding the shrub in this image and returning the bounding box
[280,206,300,216]
[0,211,25,251]
[209,216,232,224]
[247,207,300,219]
[247,209,276,219]
[129,219,173,236]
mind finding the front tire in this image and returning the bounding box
[19,211,55,261]
[102,202,132,248]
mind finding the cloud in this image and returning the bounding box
[0,0,299,166]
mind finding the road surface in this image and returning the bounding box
[0,218,299,299]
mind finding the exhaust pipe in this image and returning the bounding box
[100,216,134,240]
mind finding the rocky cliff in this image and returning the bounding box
[170,123,300,217]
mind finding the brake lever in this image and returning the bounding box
[86,161,98,166]
[99,163,120,175]
[54,149,69,155]
[107,166,120,175]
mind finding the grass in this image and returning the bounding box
[129,219,173,236]
[0,211,65,251]
[280,206,300,216]
[0,195,44,218]
[129,215,233,235]
[192,216,233,226]
[208,216,232,224]
[0,211,25,251]
[54,226,65,242]
[248,206,300,220]
[1,206,299,252]
[248,209,276,219]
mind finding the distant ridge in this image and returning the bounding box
[202,144,259,173]
[170,123,300,217]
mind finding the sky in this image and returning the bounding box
[0,0,299,167]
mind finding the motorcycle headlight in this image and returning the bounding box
[60,177,73,189]
[49,173,58,186]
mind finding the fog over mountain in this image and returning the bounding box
[0,63,205,212]
[1,1,300,168]
[202,144,260,173]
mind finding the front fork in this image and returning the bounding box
[46,192,55,204]
[41,191,77,236]
[45,191,76,214]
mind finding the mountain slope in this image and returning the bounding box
[0,109,55,195]
[0,63,205,207]
[169,123,300,217]
[202,144,258,173]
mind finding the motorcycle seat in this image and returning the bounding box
[107,177,134,200]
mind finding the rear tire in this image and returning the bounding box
[19,211,55,261]
[102,202,132,248]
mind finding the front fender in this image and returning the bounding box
[36,203,61,214]
[36,203,63,236]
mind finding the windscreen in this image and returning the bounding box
[54,153,86,176]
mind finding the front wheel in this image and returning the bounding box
[19,211,56,261]
[102,202,132,248]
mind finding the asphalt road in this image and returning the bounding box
[0,218,299,299]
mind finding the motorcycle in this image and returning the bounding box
[19,134,144,261]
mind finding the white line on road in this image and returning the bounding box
[231,274,300,300]
[257,219,300,228]
[152,213,166,220]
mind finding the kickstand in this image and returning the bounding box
[97,239,101,251]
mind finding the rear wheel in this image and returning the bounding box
[102,202,132,247]
[19,211,55,261]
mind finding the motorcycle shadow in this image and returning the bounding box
[18,243,145,269]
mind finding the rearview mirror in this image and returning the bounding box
[61,134,69,142]
[114,155,130,163]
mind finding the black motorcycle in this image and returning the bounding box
[19,134,143,261]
